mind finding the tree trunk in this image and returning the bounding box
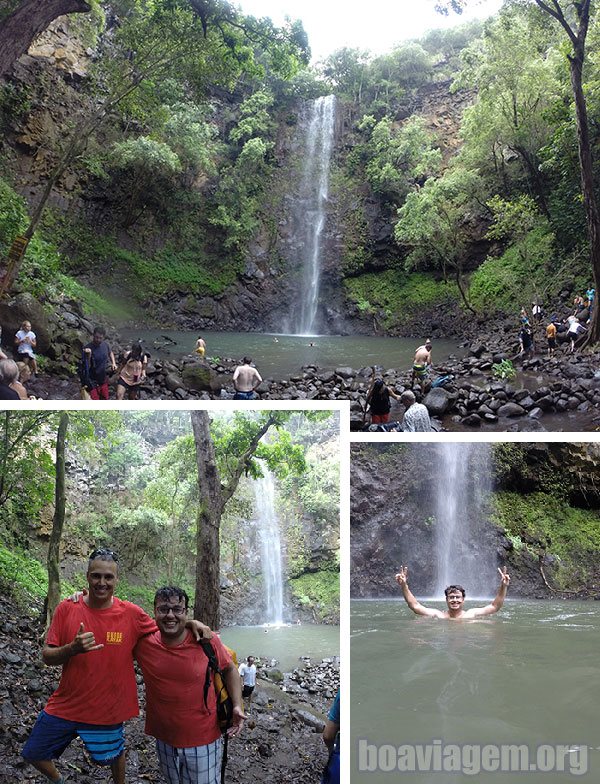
[0,0,91,80]
[568,46,600,346]
[44,412,69,633]
[191,411,223,629]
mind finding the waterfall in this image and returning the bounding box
[253,463,284,624]
[434,443,496,598]
[292,95,336,336]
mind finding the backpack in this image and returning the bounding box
[77,352,93,390]
[199,640,235,784]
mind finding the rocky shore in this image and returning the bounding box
[0,596,338,783]
[4,291,600,432]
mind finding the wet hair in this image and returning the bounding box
[93,326,106,338]
[444,585,466,598]
[401,390,416,407]
[88,547,119,572]
[154,586,189,609]
[242,357,252,364]
[0,359,19,384]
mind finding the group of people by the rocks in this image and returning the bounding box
[519,287,595,358]
[365,338,435,431]
[20,547,338,784]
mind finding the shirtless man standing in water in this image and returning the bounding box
[395,566,510,619]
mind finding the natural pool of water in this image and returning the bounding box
[219,623,339,673]
[351,599,600,782]
[120,328,463,380]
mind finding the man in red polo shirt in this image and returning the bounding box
[134,586,245,784]
[21,550,207,783]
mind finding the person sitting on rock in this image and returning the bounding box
[14,320,38,375]
[366,377,400,425]
[233,357,262,400]
[400,390,432,432]
[116,343,148,400]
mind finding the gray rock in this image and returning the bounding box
[294,710,325,732]
[497,402,526,417]
[164,373,184,392]
[335,367,355,379]
[424,387,451,416]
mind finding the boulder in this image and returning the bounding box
[181,362,222,394]
[423,387,451,416]
[497,402,526,418]
[0,293,51,353]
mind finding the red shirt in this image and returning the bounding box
[45,597,156,724]
[134,631,232,747]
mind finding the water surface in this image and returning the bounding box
[120,328,463,379]
[352,599,600,782]
[220,623,339,672]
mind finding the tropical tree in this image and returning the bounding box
[0,0,306,293]
[437,0,600,345]
[0,0,92,79]
[190,410,308,628]
[395,167,486,311]
[455,8,562,216]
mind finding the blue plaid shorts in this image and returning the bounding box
[156,738,222,784]
[21,710,124,765]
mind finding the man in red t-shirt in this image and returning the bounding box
[134,587,245,784]
[21,550,207,784]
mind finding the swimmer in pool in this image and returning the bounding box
[395,566,510,619]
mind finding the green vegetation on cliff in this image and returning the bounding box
[344,270,460,330]
[492,491,600,590]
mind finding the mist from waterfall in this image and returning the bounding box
[253,463,284,624]
[292,94,336,336]
[434,443,496,598]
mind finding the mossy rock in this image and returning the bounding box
[0,293,51,353]
[181,361,222,394]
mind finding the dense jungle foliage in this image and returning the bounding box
[0,0,599,328]
[0,410,340,622]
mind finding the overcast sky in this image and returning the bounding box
[235,0,505,62]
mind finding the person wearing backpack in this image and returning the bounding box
[134,587,245,784]
[80,327,117,400]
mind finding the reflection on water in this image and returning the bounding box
[219,624,339,673]
[352,600,600,783]
[120,328,463,379]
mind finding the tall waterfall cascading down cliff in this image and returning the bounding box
[291,95,336,336]
[434,443,497,598]
[253,463,284,624]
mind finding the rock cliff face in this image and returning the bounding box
[350,443,502,598]
[3,16,474,336]
[351,442,600,599]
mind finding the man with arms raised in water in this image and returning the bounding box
[395,565,510,619]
